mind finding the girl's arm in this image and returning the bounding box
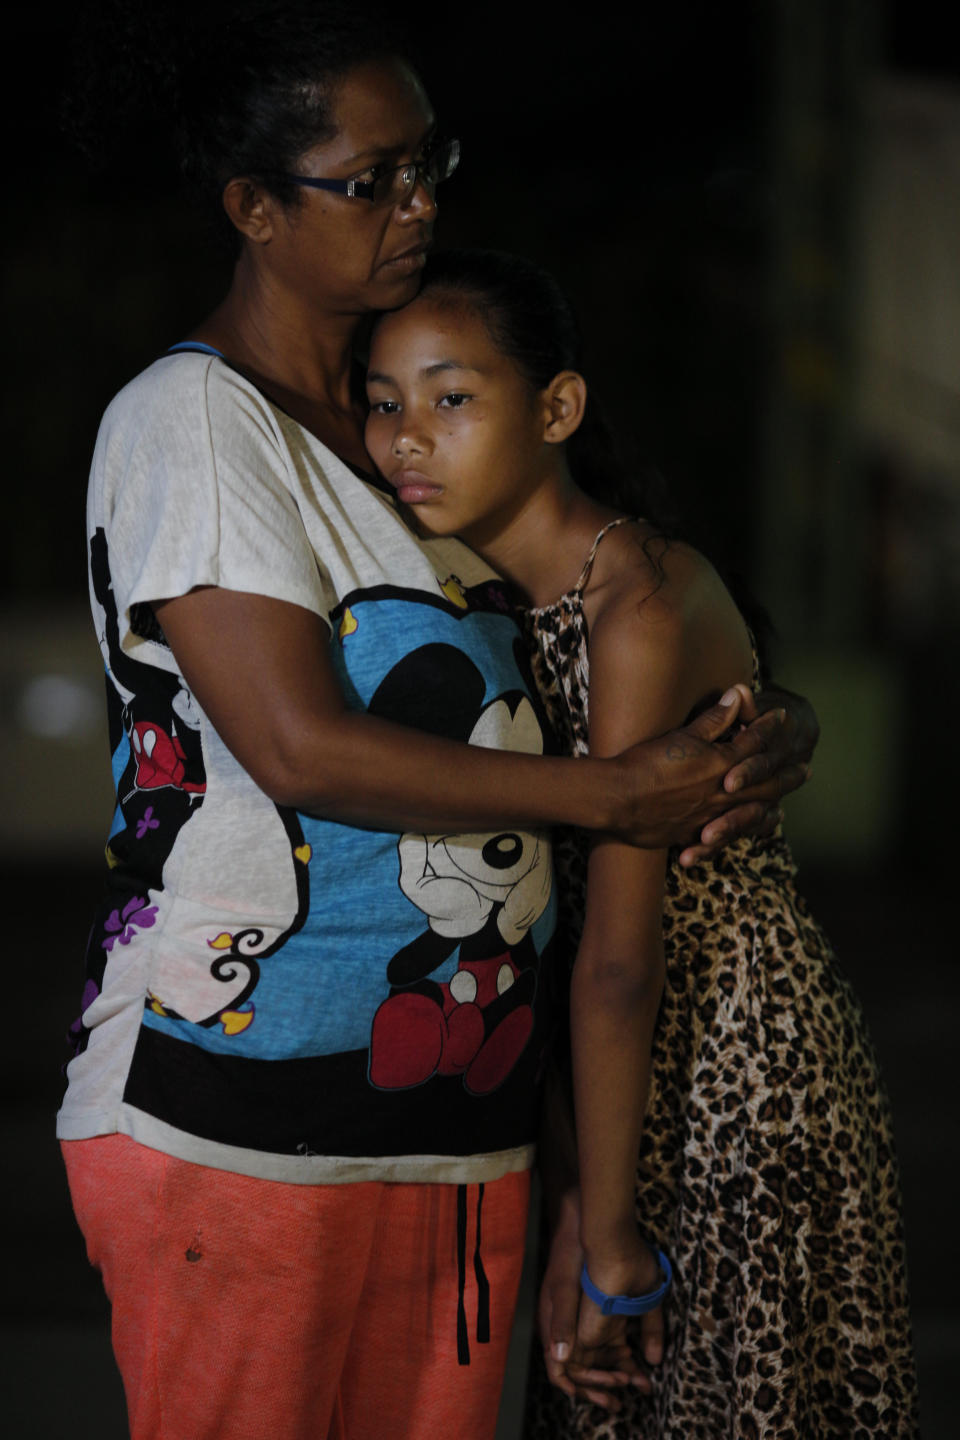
[564,548,755,1376]
[153,585,796,841]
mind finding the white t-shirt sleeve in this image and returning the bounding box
[92,355,333,669]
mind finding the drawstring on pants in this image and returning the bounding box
[456,1183,490,1365]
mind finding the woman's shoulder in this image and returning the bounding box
[97,352,290,469]
[105,349,264,417]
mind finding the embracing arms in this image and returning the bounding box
[153,585,806,844]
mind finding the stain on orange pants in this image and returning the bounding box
[63,1135,530,1440]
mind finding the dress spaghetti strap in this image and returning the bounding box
[570,516,638,593]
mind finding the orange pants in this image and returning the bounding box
[62,1136,530,1440]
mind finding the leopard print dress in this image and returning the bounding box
[522,520,919,1439]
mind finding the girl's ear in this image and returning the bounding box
[222,176,277,244]
[542,371,588,445]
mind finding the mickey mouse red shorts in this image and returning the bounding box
[62,1135,530,1440]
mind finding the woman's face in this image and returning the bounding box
[266,58,439,314]
[365,296,552,546]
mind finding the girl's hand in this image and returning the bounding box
[538,1198,650,1410]
[572,1243,666,1381]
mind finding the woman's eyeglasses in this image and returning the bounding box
[281,137,460,207]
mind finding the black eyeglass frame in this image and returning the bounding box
[281,137,460,204]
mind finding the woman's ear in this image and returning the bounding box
[542,371,588,445]
[222,177,276,244]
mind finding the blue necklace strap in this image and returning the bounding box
[167,341,225,358]
[580,1250,673,1316]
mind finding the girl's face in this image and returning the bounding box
[365,297,552,545]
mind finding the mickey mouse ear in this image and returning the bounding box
[469,694,544,756]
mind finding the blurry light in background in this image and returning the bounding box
[1,612,114,858]
[16,673,102,743]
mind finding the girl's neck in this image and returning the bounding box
[465,475,619,609]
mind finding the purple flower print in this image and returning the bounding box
[80,978,100,1014]
[67,978,102,1053]
[102,896,158,952]
[136,806,160,840]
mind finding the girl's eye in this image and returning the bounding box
[369,399,400,415]
[438,393,471,409]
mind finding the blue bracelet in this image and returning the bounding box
[580,1250,673,1316]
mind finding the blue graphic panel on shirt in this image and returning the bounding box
[68,529,208,1059]
[139,585,556,1102]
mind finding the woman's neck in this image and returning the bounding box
[189,256,371,467]
[465,476,618,609]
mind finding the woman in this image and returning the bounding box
[58,7,812,1438]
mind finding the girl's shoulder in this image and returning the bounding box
[585,523,754,706]
[585,522,727,631]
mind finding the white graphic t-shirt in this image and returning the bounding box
[57,352,557,1184]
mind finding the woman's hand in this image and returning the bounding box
[668,683,816,865]
[538,1193,651,1411]
[741,683,820,767]
[611,688,808,857]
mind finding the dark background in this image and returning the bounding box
[2,2,956,1434]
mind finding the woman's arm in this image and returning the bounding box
[154,585,801,842]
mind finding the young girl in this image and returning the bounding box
[364,250,919,1437]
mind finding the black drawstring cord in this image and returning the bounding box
[473,1182,490,1345]
[456,1184,470,1365]
[456,1183,492,1365]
